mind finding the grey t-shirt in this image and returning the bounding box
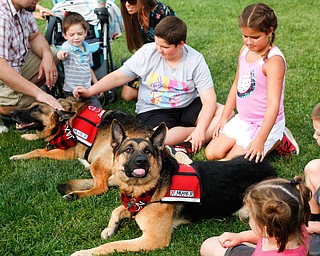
[120,42,214,114]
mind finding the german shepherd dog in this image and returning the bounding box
[10,99,152,199]
[70,121,277,256]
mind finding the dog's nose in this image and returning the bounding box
[11,110,18,119]
[135,156,147,166]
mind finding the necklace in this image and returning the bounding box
[138,16,143,29]
[137,10,149,30]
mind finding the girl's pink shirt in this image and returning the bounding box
[252,225,308,256]
[236,46,285,126]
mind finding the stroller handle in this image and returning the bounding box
[45,16,58,45]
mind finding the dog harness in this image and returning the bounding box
[121,187,156,218]
[120,164,201,218]
[161,164,201,203]
[46,106,106,159]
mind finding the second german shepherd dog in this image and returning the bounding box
[70,121,277,256]
[10,99,152,199]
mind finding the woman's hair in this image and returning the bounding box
[244,177,311,253]
[121,0,158,52]
[312,103,320,121]
[239,3,278,60]
[62,12,87,34]
[154,16,186,45]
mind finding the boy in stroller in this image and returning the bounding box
[45,0,124,105]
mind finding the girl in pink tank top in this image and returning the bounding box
[206,3,290,162]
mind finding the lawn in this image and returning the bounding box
[1,0,319,255]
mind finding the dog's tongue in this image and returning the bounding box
[133,168,146,176]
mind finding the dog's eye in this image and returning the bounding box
[125,147,133,154]
[144,148,151,155]
[32,106,41,112]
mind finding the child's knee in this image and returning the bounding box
[304,159,320,176]
[205,146,225,160]
[200,237,221,256]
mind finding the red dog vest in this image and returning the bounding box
[46,106,105,152]
[161,164,201,203]
[72,106,106,147]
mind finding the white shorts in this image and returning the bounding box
[221,114,285,154]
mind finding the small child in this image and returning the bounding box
[304,102,320,255]
[205,3,298,162]
[200,176,311,256]
[57,12,101,108]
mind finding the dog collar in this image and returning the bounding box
[121,187,156,218]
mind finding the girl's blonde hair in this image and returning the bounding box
[244,176,311,252]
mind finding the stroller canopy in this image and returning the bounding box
[51,0,124,40]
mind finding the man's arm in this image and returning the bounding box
[28,31,57,89]
[0,58,63,110]
[185,87,216,152]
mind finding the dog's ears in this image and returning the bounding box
[57,110,76,122]
[151,122,167,148]
[111,119,126,149]
[58,98,73,112]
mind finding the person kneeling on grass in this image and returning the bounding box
[0,0,63,133]
[73,16,232,156]
[205,3,298,163]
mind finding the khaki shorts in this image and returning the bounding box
[0,46,58,108]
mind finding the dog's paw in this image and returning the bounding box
[101,227,115,239]
[21,134,39,140]
[62,193,79,201]
[77,158,91,170]
[70,250,94,256]
[0,124,9,133]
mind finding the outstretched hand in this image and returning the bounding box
[57,50,68,60]
[73,86,91,99]
[244,137,265,163]
[185,127,206,153]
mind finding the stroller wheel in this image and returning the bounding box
[99,88,117,106]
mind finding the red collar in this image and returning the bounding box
[121,187,156,218]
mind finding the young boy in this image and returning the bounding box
[304,102,320,255]
[57,12,101,108]
[73,16,229,154]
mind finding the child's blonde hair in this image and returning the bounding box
[244,176,311,252]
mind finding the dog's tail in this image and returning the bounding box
[57,176,117,196]
[57,179,94,196]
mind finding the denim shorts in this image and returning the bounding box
[224,244,255,256]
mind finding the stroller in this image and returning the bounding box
[45,0,124,105]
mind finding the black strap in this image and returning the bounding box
[310,213,320,222]
[84,146,92,161]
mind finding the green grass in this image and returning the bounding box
[1,0,319,255]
